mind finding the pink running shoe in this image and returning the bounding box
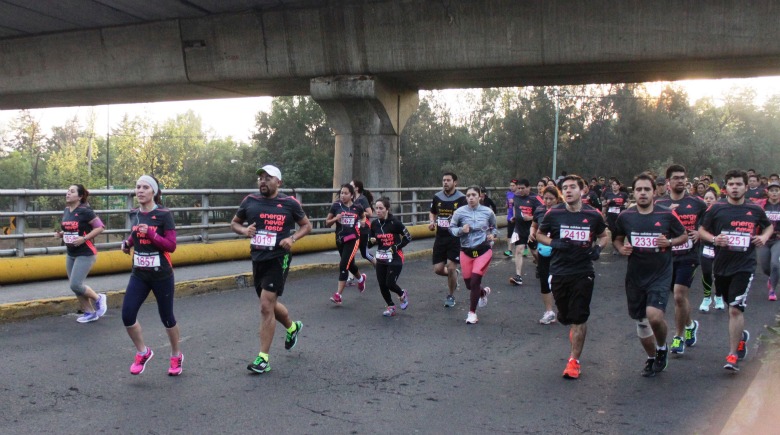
[330,292,342,304]
[770,290,777,301]
[130,347,154,375]
[357,273,367,293]
[168,353,184,376]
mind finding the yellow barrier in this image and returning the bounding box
[0,218,506,284]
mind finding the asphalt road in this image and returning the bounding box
[1,252,776,434]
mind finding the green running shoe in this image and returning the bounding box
[285,321,302,350]
[247,354,271,374]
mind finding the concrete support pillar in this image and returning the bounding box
[310,76,419,198]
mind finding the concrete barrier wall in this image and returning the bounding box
[0,219,506,284]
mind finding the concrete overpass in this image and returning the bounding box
[2,0,780,190]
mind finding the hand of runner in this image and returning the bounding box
[461,224,471,234]
[428,221,436,231]
[279,236,294,251]
[620,242,633,256]
[656,234,671,248]
[688,230,700,243]
[138,224,148,235]
[752,234,767,247]
[369,237,377,244]
[121,240,130,254]
[713,234,728,247]
[588,245,602,261]
[54,230,63,239]
[550,237,574,251]
[245,222,256,238]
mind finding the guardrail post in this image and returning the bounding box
[15,194,27,257]
[125,193,134,239]
[411,191,418,225]
[201,194,210,243]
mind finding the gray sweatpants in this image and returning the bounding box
[758,241,780,291]
[65,255,96,296]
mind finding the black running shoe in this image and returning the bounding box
[285,321,302,350]
[247,355,271,374]
[653,347,668,373]
[641,358,656,377]
[737,330,749,360]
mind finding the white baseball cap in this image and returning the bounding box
[256,165,282,180]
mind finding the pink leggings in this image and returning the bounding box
[460,249,492,312]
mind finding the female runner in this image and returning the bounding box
[55,184,107,323]
[759,182,780,301]
[529,186,562,325]
[602,179,629,245]
[449,186,498,324]
[326,183,367,304]
[368,197,412,316]
[120,175,183,376]
[698,189,725,311]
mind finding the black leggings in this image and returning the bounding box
[700,256,721,297]
[537,256,551,294]
[337,239,360,281]
[376,263,404,305]
[122,274,176,328]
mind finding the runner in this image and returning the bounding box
[55,184,107,323]
[536,175,609,379]
[655,164,708,356]
[509,179,543,286]
[450,186,498,324]
[758,181,780,301]
[504,179,518,257]
[699,189,725,312]
[231,165,312,374]
[351,179,376,268]
[368,197,412,317]
[654,176,668,198]
[479,186,497,213]
[699,169,773,372]
[120,175,183,376]
[529,185,562,324]
[746,173,766,203]
[326,183,367,304]
[581,183,601,210]
[614,174,688,377]
[602,179,630,246]
[429,172,467,307]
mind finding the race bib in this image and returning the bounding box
[608,207,621,214]
[375,249,393,262]
[725,232,750,251]
[672,239,693,252]
[631,234,660,249]
[767,211,780,222]
[702,245,715,258]
[561,227,591,242]
[437,217,451,228]
[251,230,278,250]
[340,215,356,226]
[63,232,79,244]
[133,252,161,268]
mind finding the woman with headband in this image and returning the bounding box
[55,183,107,323]
[120,175,183,376]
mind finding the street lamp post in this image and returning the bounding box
[552,89,560,181]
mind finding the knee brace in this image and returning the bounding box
[636,318,654,339]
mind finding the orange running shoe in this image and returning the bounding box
[562,358,580,379]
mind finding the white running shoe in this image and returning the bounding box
[699,297,711,313]
[346,276,356,287]
[478,287,491,308]
[539,311,557,325]
[95,293,108,317]
[76,312,99,323]
[714,296,725,310]
[466,311,478,324]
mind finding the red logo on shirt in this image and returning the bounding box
[582,219,588,223]
[655,222,661,227]
[686,204,692,208]
[746,211,752,216]
[277,204,283,208]
[152,216,157,219]
[74,213,78,216]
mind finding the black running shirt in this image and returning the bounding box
[328,201,365,243]
[235,193,306,262]
[700,201,772,276]
[655,193,707,264]
[369,217,412,266]
[129,207,176,280]
[763,201,780,242]
[513,194,544,233]
[61,205,99,257]
[430,190,467,238]
[603,190,630,216]
[614,206,686,288]
[539,203,607,276]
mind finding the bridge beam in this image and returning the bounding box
[311,76,419,194]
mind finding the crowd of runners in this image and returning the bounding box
[55,164,779,380]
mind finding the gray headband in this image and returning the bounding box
[137,175,159,195]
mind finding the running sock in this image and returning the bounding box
[137,347,148,356]
[656,345,667,351]
[258,352,269,362]
[359,275,365,283]
[687,321,695,329]
[286,323,297,334]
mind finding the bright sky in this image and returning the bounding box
[1,76,779,142]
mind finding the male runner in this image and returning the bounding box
[505,179,518,257]
[509,179,543,285]
[615,174,688,377]
[655,164,708,355]
[699,169,773,372]
[746,174,766,203]
[231,165,312,374]
[537,175,608,379]
[429,172,467,307]
[654,176,668,198]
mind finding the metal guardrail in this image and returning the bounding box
[0,186,508,257]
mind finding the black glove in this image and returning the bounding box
[588,245,602,261]
[550,238,574,251]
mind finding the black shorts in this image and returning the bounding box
[625,280,670,320]
[432,236,460,265]
[672,261,698,288]
[527,240,538,250]
[252,254,291,297]
[514,222,531,246]
[506,224,514,238]
[714,273,753,312]
[550,272,595,325]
